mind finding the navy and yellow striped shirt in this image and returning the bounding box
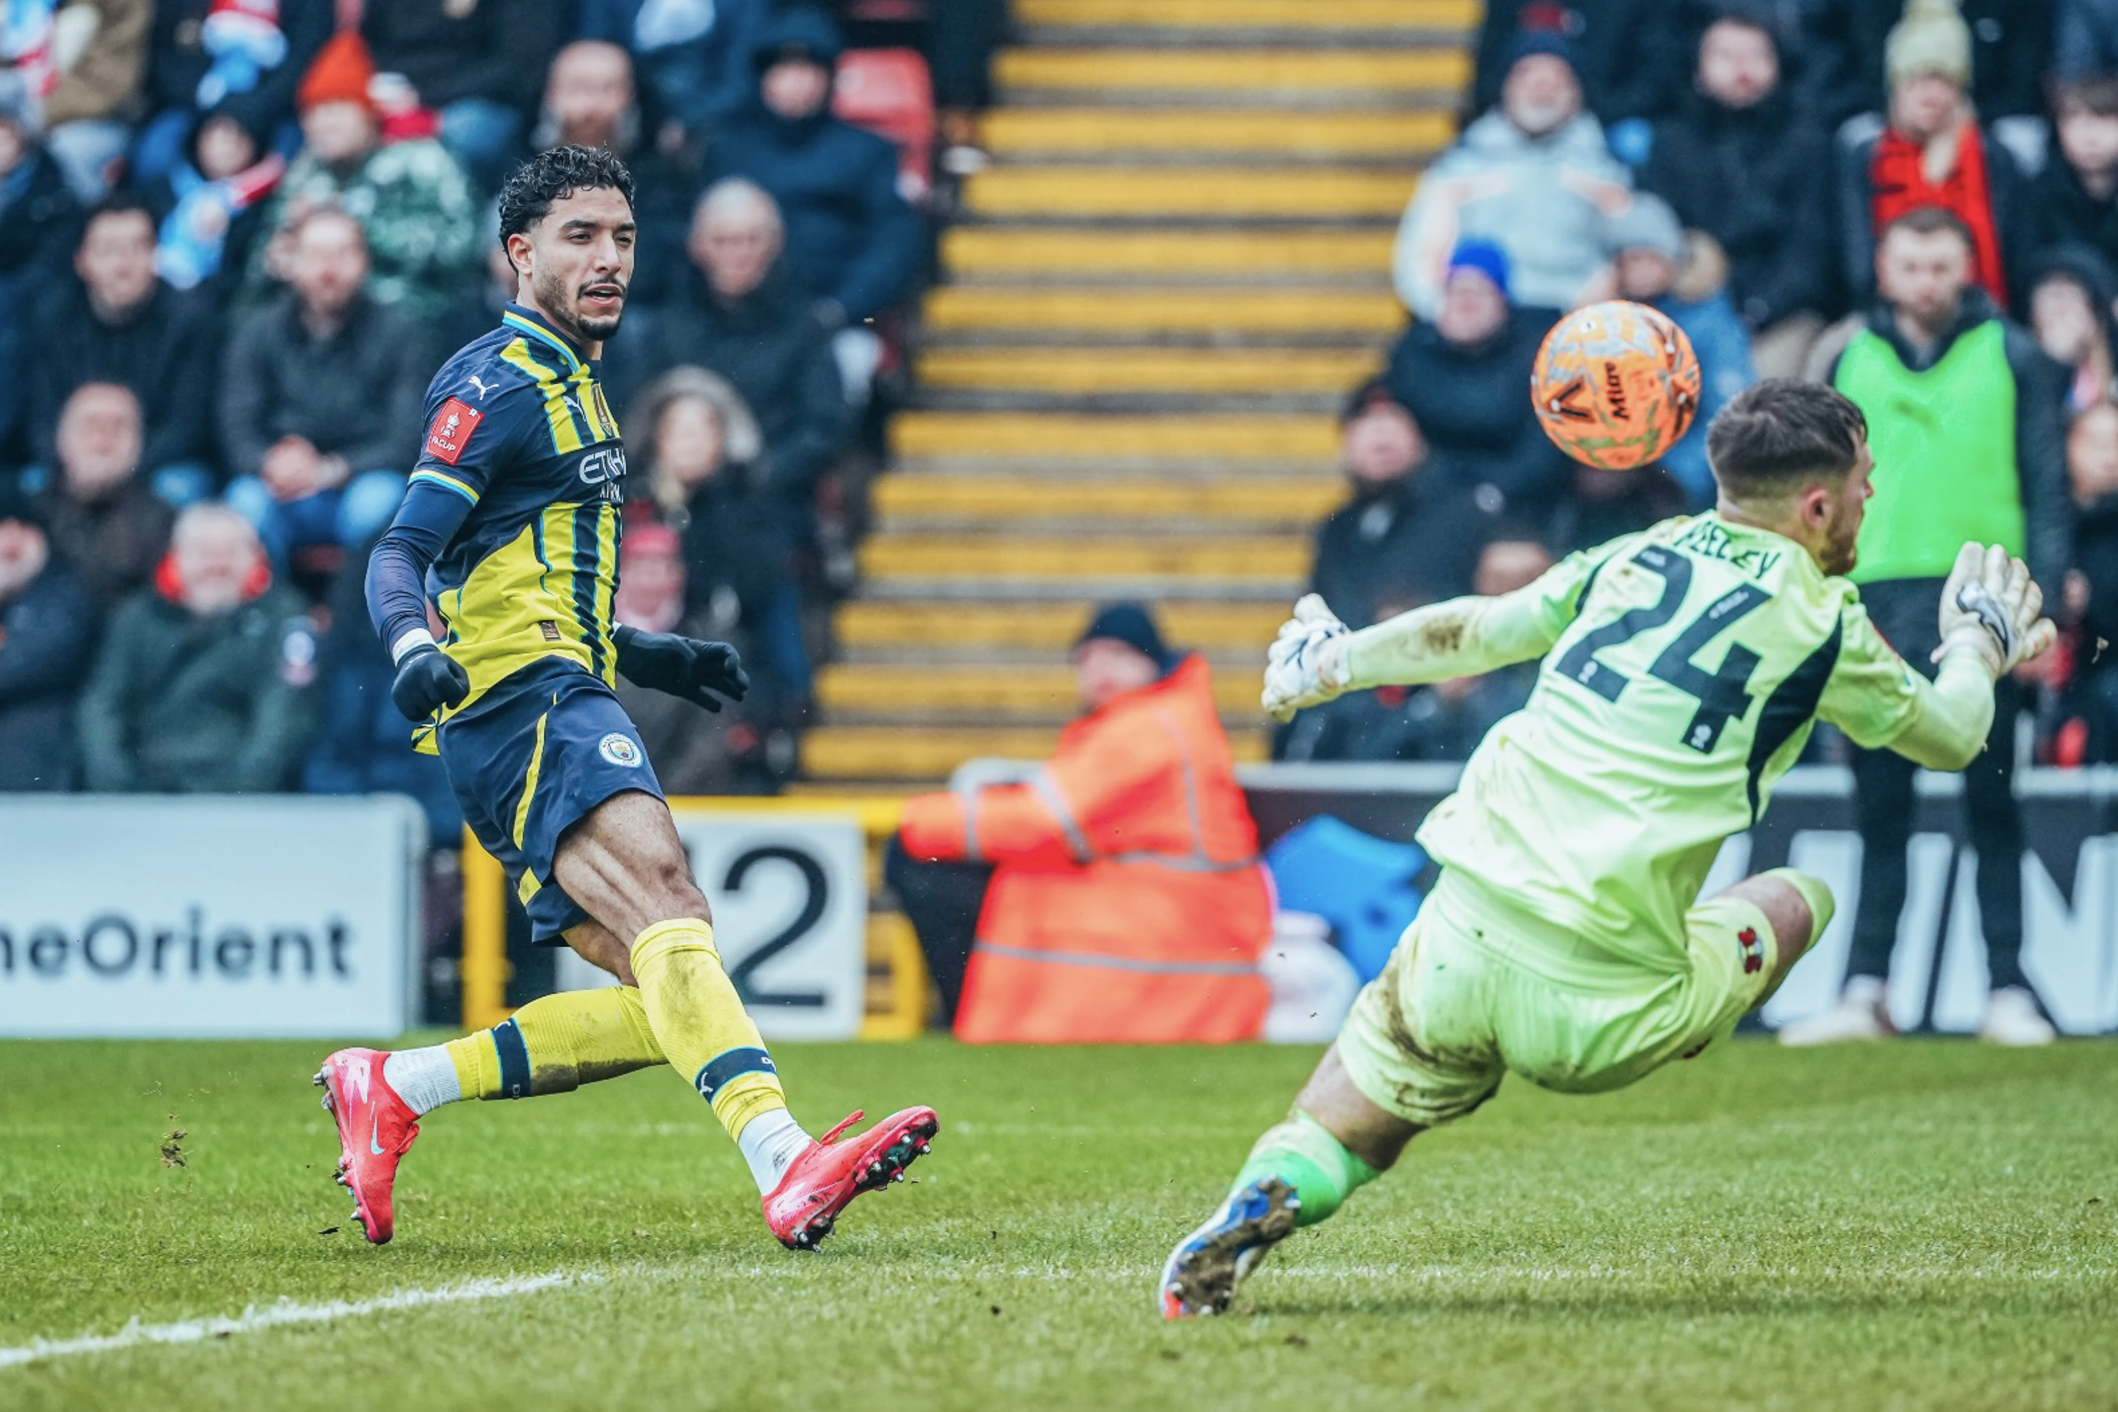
[366,303,629,737]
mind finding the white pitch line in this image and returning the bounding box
[0,1270,596,1371]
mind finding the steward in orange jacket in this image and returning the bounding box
[890,604,1273,1043]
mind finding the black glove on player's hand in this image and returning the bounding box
[390,643,471,722]
[614,625,750,712]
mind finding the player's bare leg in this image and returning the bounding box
[1161,1046,1421,1319]
[554,789,938,1249]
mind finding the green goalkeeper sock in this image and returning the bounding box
[1230,1110,1381,1228]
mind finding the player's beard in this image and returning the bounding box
[1819,507,1860,578]
[535,266,626,344]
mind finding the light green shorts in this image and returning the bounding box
[1338,869,1823,1128]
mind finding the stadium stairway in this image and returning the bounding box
[802,0,1477,789]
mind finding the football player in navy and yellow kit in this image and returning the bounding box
[1159,381,2057,1318]
[311,146,936,1250]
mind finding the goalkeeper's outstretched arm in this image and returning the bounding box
[1882,543,2057,772]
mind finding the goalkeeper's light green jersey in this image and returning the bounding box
[1373,514,1931,975]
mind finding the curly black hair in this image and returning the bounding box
[496,145,635,247]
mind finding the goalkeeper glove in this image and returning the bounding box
[1933,541,2057,679]
[1262,593,1355,723]
[390,642,471,722]
[614,624,750,712]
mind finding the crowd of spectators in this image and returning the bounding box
[1294,0,2118,773]
[0,0,1001,815]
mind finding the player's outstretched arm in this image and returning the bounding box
[1880,543,2056,773]
[612,625,750,713]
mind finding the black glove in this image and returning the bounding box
[390,643,471,722]
[614,624,749,712]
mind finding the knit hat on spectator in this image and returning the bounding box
[0,70,40,139]
[0,477,46,531]
[1447,238,1512,300]
[298,30,377,115]
[1338,377,1407,425]
[1503,30,1585,86]
[1608,193,1686,261]
[1886,0,1971,89]
[1075,602,1177,673]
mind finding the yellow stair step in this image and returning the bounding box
[1016,0,1478,28]
[804,725,1268,780]
[916,346,1376,395]
[891,411,1338,460]
[860,533,1307,580]
[836,600,1291,653]
[873,474,1341,522]
[818,664,1265,718]
[921,286,1401,336]
[981,107,1453,157]
[997,48,1469,95]
[942,226,1395,280]
[963,165,1415,219]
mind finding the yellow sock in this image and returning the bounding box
[629,918,790,1140]
[444,986,667,1101]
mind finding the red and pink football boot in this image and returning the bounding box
[763,1106,939,1250]
[313,1047,420,1245]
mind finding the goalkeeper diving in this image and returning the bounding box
[1158,379,2056,1319]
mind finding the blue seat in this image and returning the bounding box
[1265,816,1428,984]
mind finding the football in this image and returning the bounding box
[1531,299,1702,471]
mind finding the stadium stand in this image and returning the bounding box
[802,0,1477,786]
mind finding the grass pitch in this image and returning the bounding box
[1,1037,2113,1411]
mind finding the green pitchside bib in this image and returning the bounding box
[1833,320,2023,584]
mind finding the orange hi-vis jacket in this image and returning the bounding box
[898,656,1273,1043]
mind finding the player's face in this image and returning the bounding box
[519,185,637,346]
[1876,228,1970,330]
[1816,439,1874,577]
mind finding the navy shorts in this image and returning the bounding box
[438,662,664,944]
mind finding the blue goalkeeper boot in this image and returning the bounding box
[1159,1178,1300,1319]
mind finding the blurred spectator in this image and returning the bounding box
[530,39,692,308]
[2024,79,2118,278]
[703,2,922,395]
[436,222,519,359]
[1610,195,1756,508]
[2025,250,2118,412]
[76,501,316,793]
[0,479,95,789]
[630,365,812,707]
[638,179,847,511]
[32,195,218,498]
[2062,403,2118,760]
[1384,240,1571,520]
[889,603,1273,1041]
[36,381,172,606]
[2,0,148,199]
[1547,459,1690,556]
[577,0,765,146]
[1471,0,1686,128]
[1308,382,1486,631]
[220,208,421,588]
[1639,9,1832,379]
[360,0,566,193]
[1791,205,2070,1047]
[929,0,1005,174]
[144,104,285,296]
[0,71,84,295]
[610,520,779,793]
[301,529,461,842]
[1837,0,2024,313]
[1283,532,1552,765]
[245,31,478,323]
[2058,0,2118,85]
[1397,34,1630,321]
[1810,0,2054,128]
[135,0,329,185]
